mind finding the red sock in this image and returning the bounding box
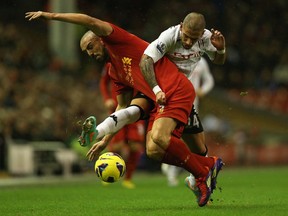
[161,152,183,167]
[162,136,214,178]
[125,150,142,180]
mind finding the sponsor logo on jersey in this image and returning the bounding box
[173,51,201,59]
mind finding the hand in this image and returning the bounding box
[155,91,166,105]
[86,139,108,161]
[25,11,50,21]
[210,28,225,51]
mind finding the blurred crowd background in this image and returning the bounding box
[0,0,287,174]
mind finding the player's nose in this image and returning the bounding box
[86,50,93,56]
[184,38,193,47]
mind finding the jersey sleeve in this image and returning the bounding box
[144,27,175,63]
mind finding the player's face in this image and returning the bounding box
[180,25,204,49]
[81,36,106,62]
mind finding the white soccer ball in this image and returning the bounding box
[95,152,126,183]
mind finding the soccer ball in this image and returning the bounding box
[95,152,126,183]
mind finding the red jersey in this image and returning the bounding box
[102,24,195,125]
[99,63,118,114]
[100,63,117,101]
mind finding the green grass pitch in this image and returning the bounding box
[0,166,287,216]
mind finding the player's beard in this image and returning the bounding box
[94,48,109,63]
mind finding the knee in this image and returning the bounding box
[146,147,164,161]
[150,129,170,147]
[146,140,165,161]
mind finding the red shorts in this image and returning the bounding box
[147,76,195,138]
[110,120,145,144]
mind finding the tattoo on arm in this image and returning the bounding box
[139,55,158,88]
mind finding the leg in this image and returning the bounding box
[96,105,141,138]
[98,96,152,137]
[180,106,210,197]
[122,120,145,189]
[78,106,140,147]
[122,140,143,189]
[148,117,213,177]
[166,165,181,186]
[78,96,152,146]
[182,132,207,155]
[164,133,207,187]
[146,117,217,207]
[183,105,207,155]
[146,131,165,160]
[164,129,207,187]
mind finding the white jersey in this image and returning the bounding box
[188,57,214,110]
[144,24,217,78]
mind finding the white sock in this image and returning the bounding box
[167,165,181,186]
[189,174,196,187]
[96,106,141,138]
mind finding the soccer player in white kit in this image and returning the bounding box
[140,12,226,193]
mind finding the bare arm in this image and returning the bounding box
[139,54,158,89]
[86,134,113,161]
[212,50,226,65]
[210,28,226,65]
[25,11,113,37]
[139,54,166,105]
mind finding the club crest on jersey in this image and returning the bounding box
[156,42,165,54]
[122,57,132,65]
[121,57,134,85]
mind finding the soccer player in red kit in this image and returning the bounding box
[25,11,223,207]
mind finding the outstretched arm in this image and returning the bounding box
[25,11,113,37]
[139,54,166,105]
